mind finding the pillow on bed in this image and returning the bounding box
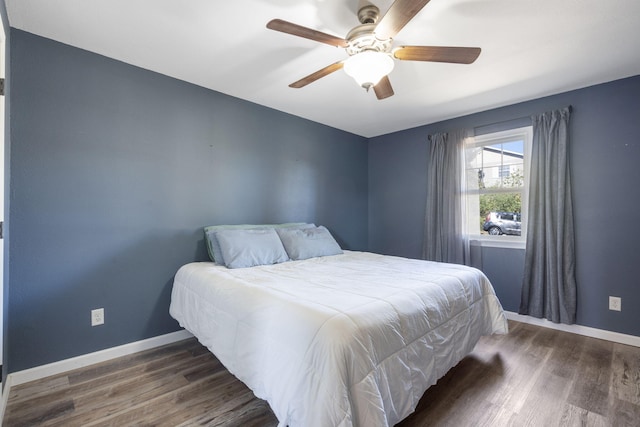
[204,223,313,264]
[276,226,343,260]
[215,228,290,269]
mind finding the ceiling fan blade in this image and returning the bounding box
[267,19,348,48]
[375,0,432,40]
[289,62,345,88]
[394,46,481,64]
[374,76,394,100]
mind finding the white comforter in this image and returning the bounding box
[169,251,507,427]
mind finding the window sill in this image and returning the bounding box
[470,237,526,250]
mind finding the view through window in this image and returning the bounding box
[465,127,532,241]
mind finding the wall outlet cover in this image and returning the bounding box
[91,308,105,326]
[609,296,621,312]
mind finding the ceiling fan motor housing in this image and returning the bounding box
[346,24,393,56]
[347,5,393,56]
[357,4,380,24]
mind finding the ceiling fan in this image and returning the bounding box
[266,0,481,100]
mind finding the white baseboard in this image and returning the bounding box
[505,311,640,348]
[0,329,193,426]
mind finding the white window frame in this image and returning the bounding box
[465,126,532,249]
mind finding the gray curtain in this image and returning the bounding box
[520,107,576,324]
[423,130,469,265]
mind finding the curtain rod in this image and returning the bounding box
[473,105,573,132]
[426,105,572,142]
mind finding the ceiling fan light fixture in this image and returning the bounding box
[343,51,394,91]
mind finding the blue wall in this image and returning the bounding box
[6,30,368,373]
[369,75,640,337]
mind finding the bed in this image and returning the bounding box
[170,241,507,427]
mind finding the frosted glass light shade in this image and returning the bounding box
[343,51,395,89]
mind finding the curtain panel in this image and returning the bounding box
[423,129,471,265]
[520,107,577,324]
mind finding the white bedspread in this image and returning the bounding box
[170,251,507,427]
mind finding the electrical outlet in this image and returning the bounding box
[609,296,621,312]
[91,308,105,326]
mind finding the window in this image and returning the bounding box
[464,126,532,246]
[498,164,511,179]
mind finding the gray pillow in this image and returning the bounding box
[215,228,289,269]
[276,226,343,260]
[204,223,313,264]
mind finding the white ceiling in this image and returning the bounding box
[6,0,640,137]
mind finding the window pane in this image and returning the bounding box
[482,141,524,188]
[481,165,502,188]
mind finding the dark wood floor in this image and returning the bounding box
[4,320,640,426]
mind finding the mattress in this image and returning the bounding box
[169,250,508,427]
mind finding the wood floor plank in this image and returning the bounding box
[507,370,573,426]
[7,340,205,408]
[83,373,249,427]
[558,403,609,427]
[79,356,269,427]
[6,376,71,407]
[172,390,276,427]
[486,328,553,414]
[566,337,614,417]
[545,327,584,380]
[611,397,640,426]
[7,350,214,427]
[9,350,205,412]
[5,321,640,427]
[68,339,203,386]
[611,342,640,405]
[44,355,219,426]
[4,399,75,427]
